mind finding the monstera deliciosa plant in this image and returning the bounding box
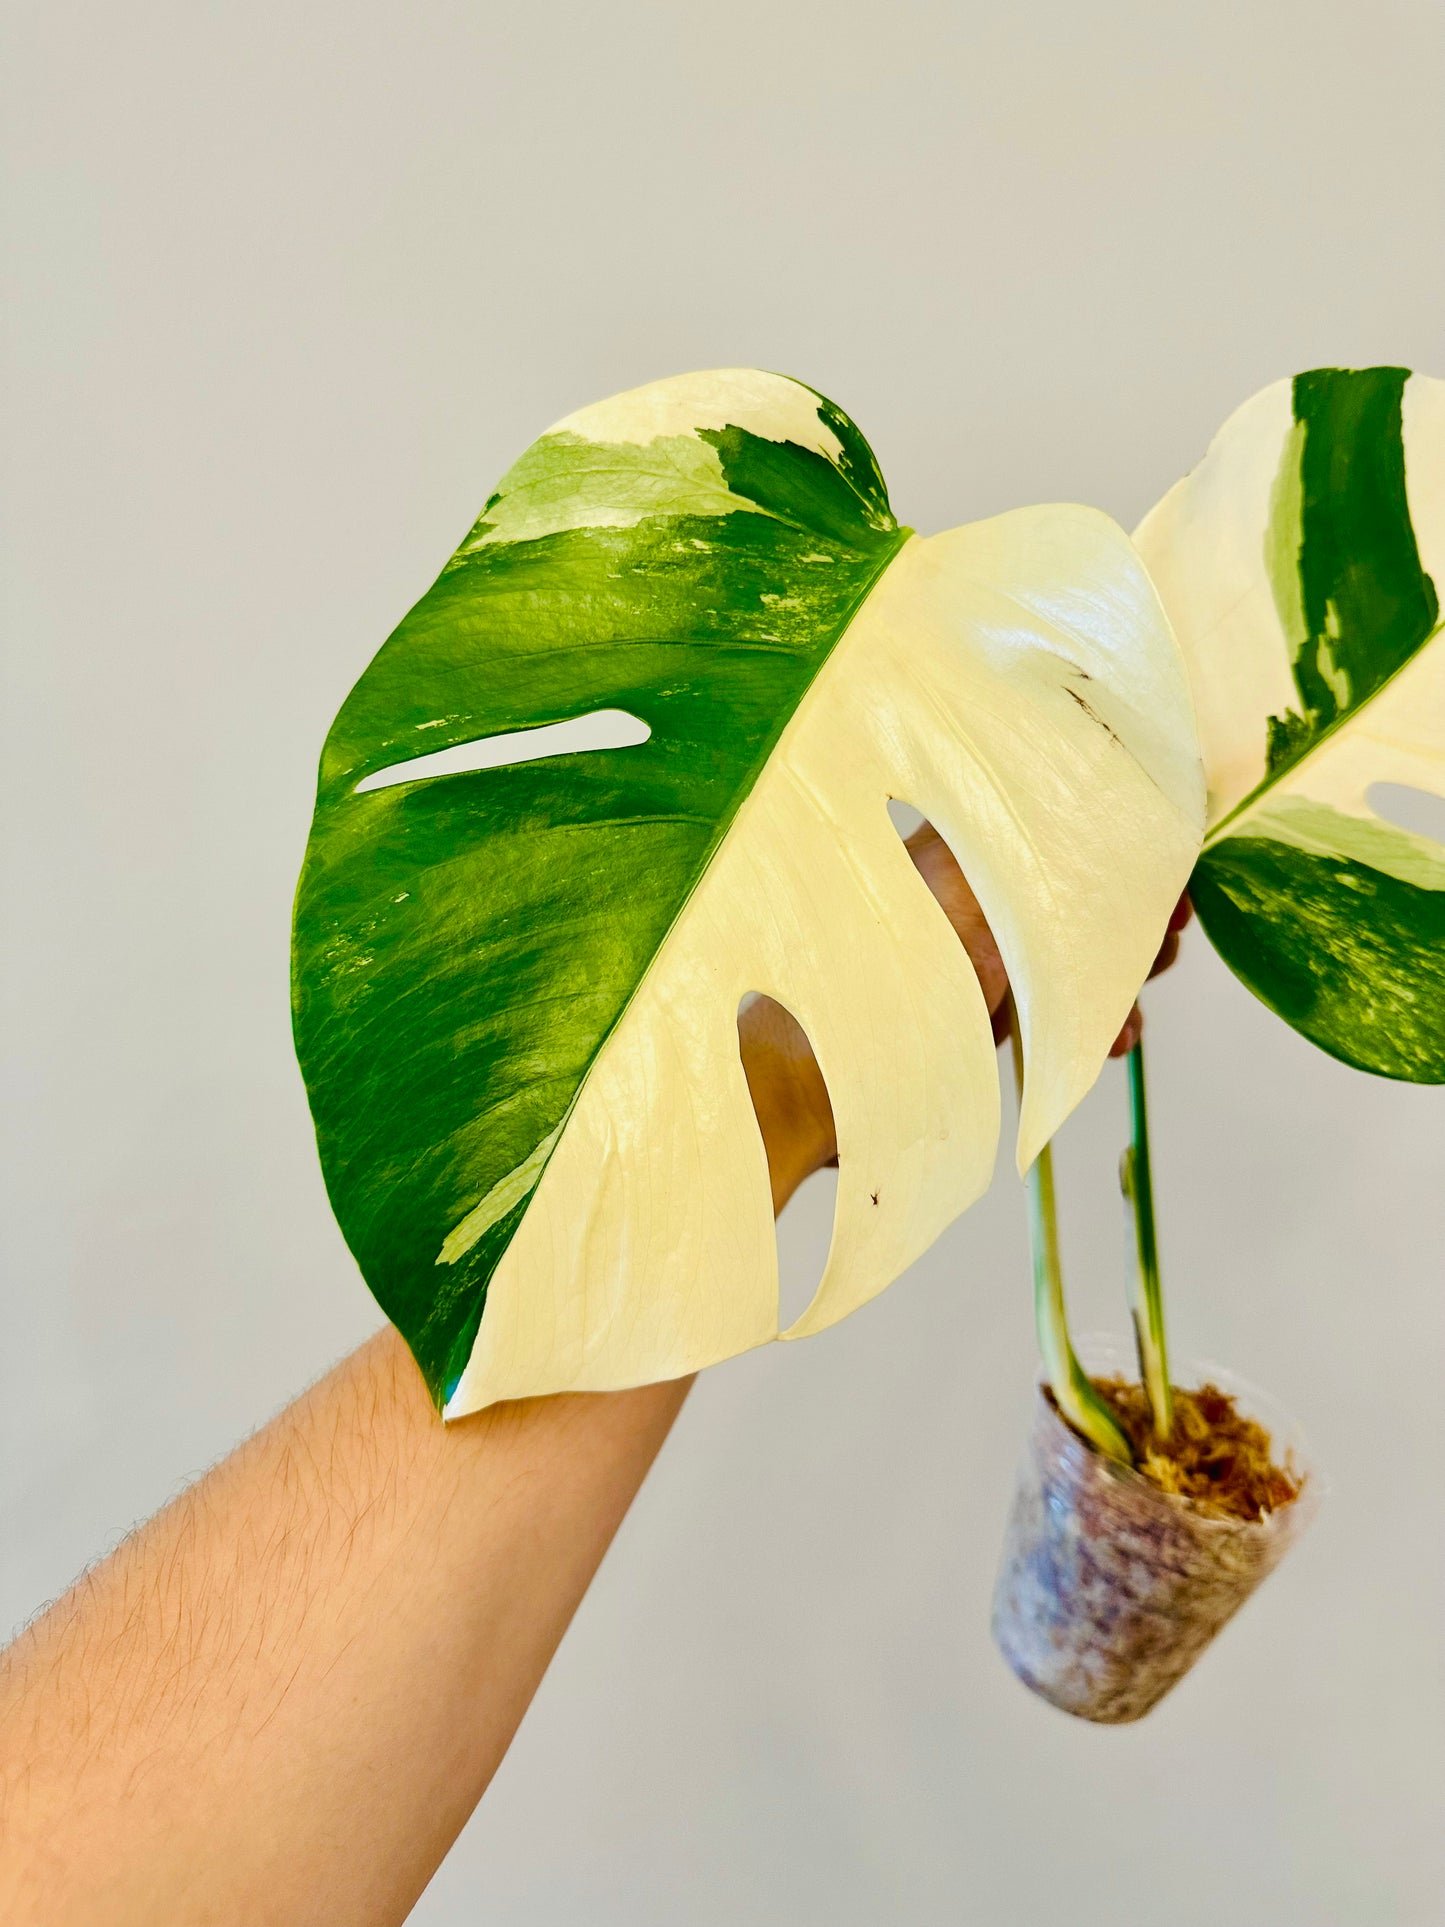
[293,361,1441,1723]
[291,369,1203,1418]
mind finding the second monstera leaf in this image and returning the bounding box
[1137,366,1445,1082]
[293,370,1202,1415]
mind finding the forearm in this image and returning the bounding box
[0,1014,827,1927]
[0,1331,692,1926]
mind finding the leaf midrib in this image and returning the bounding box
[439,517,915,1390]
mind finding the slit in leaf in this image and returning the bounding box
[735,992,838,1333]
[1367,780,1445,848]
[354,708,650,793]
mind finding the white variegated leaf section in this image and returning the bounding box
[1133,381,1299,826]
[1134,372,1445,874]
[554,368,848,461]
[447,508,1202,1415]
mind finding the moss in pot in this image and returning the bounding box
[992,1341,1318,1726]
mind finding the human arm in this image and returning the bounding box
[0,829,1187,1926]
[0,1334,696,1927]
[0,1006,834,1927]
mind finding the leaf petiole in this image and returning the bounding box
[1009,1001,1133,1466]
[1120,1038,1174,1441]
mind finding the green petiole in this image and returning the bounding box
[1120,1038,1174,1441]
[1008,1001,1133,1466]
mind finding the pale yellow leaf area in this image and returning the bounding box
[1133,381,1300,827]
[446,507,1202,1416]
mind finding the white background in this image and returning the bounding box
[4,4,1443,1921]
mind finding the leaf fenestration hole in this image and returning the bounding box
[887,795,1011,1044]
[1368,781,1445,846]
[736,993,838,1332]
[354,708,651,794]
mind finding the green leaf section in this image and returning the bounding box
[1263,368,1438,769]
[1193,836,1445,1081]
[292,390,906,1403]
[1194,367,1445,1082]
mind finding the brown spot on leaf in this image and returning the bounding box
[1064,684,1123,746]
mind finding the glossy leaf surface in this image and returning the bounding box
[294,371,1202,1411]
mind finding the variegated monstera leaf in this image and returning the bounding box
[293,371,1202,1415]
[1136,366,1444,1082]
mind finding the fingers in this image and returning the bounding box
[1108,896,1190,1054]
[1147,893,1193,980]
[1149,931,1180,978]
[1109,1004,1143,1057]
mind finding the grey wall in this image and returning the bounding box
[4,3,1443,1921]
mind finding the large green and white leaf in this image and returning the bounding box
[293,370,1202,1415]
[1136,367,1445,1081]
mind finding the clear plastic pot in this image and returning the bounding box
[991,1337,1320,1724]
